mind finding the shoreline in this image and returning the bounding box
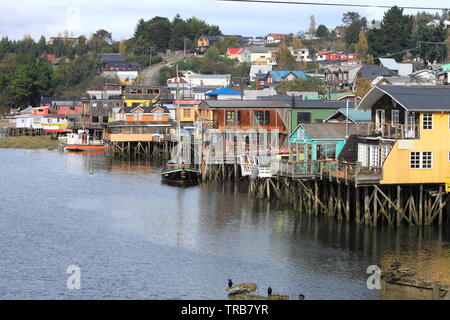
[0,135,60,150]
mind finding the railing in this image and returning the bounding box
[274,159,383,184]
[276,160,315,178]
[356,122,419,139]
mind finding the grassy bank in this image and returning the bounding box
[0,135,60,150]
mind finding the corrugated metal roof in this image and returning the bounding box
[300,123,357,140]
[324,108,371,122]
[268,70,308,82]
[100,53,125,62]
[379,58,399,71]
[358,65,393,81]
[358,85,450,111]
[205,88,241,96]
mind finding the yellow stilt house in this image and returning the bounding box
[355,86,450,185]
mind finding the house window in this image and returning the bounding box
[391,110,399,126]
[183,109,192,118]
[133,112,143,120]
[226,111,241,124]
[255,111,270,125]
[410,151,433,169]
[297,112,312,124]
[448,151,450,162]
[422,113,433,130]
[422,152,432,168]
[317,144,337,160]
[154,112,162,121]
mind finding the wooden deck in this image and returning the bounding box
[275,160,383,186]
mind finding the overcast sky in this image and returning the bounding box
[0,0,447,41]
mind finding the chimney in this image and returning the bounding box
[291,94,295,108]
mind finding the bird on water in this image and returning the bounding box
[391,261,401,270]
[267,287,272,296]
[228,279,233,288]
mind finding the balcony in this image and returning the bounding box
[275,159,383,185]
[356,122,419,139]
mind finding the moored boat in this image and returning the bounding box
[161,163,200,184]
[64,130,105,152]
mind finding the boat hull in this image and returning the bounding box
[161,167,200,184]
[64,145,105,152]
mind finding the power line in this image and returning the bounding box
[219,0,449,11]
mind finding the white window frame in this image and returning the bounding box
[422,113,433,130]
[410,151,433,169]
[133,112,142,121]
[153,112,162,121]
[391,110,400,126]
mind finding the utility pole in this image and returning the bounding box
[183,37,187,60]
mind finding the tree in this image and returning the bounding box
[415,23,448,64]
[213,36,240,55]
[118,40,127,55]
[94,29,112,44]
[276,77,327,94]
[316,25,330,38]
[309,15,316,38]
[37,36,47,55]
[292,36,303,50]
[169,14,187,50]
[356,31,369,63]
[276,41,296,70]
[203,45,220,61]
[342,12,368,46]
[355,78,372,98]
[75,35,88,56]
[367,6,413,61]
[5,58,54,107]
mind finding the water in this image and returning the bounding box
[0,148,449,300]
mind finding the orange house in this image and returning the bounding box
[104,105,172,143]
[32,106,51,115]
[116,105,170,122]
[198,100,291,133]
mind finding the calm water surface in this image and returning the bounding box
[0,148,449,299]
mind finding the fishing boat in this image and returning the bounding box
[161,162,200,184]
[64,130,105,152]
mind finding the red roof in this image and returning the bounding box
[226,48,244,55]
[267,34,289,40]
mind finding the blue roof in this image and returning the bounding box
[205,88,242,96]
[268,70,308,83]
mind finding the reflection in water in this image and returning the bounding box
[0,148,449,300]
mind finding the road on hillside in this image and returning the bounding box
[141,53,187,86]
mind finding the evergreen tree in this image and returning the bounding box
[316,25,330,38]
[367,6,413,61]
[342,12,367,46]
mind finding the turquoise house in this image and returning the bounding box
[289,123,356,161]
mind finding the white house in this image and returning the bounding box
[185,74,231,87]
[14,115,43,129]
[264,33,289,44]
[289,47,312,62]
[249,65,273,82]
[426,19,450,29]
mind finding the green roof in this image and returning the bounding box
[441,63,450,71]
